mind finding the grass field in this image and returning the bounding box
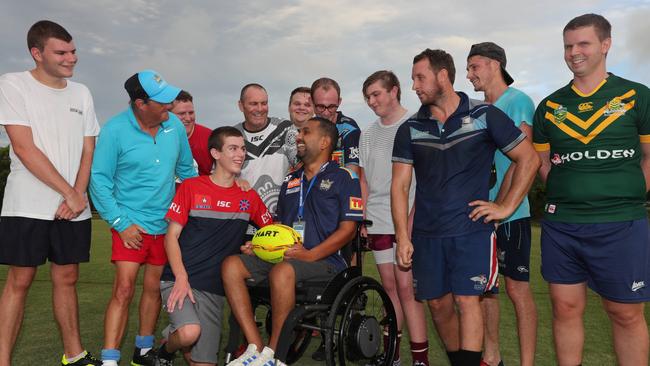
[1,219,649,365]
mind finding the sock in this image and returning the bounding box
[410,340,429,365]
[446,350,460,365]
[456,349,482,365]
[158,344,175,360]
[65,351,87,363]
[101,349,120,362]
[386,330,402,360]
[135,334,155,353]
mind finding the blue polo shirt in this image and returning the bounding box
[276,161,363,269]
[90,107,196,234]
[392,92,525,238]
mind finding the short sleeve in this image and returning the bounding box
[250,191,273,228]
[532,101,550,151]
[82,86,100,137]
[485,106,525,153]
[359,129,369,169]
[0,77,30,126]
[165,180,191,226]
[343,128,360,166]
[507,93,535,128]
[337,168,363,222]
[392,122,414,164]
[635,84,650,139]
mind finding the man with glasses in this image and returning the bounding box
[311,78,361,175]
[90,70,196,366]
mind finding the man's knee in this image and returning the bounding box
[269,262,295,285]
[221,256,247,281]
[428,296,453,315]
[505,278,532,303]
[174,324,201,346]
[113,281,136,305]
[551,296,584,320]
[453,295,481,313]
[5,267,37,294]
[604,301,646,328]
[51,264,79,287]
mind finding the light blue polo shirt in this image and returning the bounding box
[489,87,534,223]
[90,106,196,234]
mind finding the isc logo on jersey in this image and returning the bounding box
[551,149,635,165]
[217,200,231,208]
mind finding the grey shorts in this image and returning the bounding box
[238,255,338,285]
[160,281,225,364]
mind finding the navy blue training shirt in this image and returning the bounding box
[392,92,525,238]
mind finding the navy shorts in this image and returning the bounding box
[541,219,650,303]
[0,216,92,266]
[412,230,498,300]
[496,218,532,282]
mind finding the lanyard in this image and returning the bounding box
[298,162,328,220]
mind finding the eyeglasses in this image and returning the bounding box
[314,104,339,113]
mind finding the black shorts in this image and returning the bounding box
[496,217,531,282]
[0,216,92,266]
[238,255,338,286]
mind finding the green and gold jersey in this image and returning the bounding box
[533,74,650,223]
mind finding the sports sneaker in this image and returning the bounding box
[413,361,428,366]
[131,347,157,366]
[61,351,102,366]
[247,346,287,366]
[311,341,325,361]
[227,344,261,366]
[366,354,400,366]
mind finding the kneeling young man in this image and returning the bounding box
[156,127,272,366]
[223,117,363,366]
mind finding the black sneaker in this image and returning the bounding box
[131,347,157,366]
[61,351,102,366]
[311,340,325,361]
[154,354,174,366]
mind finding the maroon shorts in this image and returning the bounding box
[110,229,167,265]
[367,234,395,251]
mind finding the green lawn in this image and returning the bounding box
[1,219,648,365]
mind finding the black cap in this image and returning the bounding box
[468,42,514,85]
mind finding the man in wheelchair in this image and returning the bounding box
[222,116,363,366]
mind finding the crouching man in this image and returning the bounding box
[223,117,363,366]
[155,127,272,366]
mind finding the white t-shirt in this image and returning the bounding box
[0,71,100,220]
[359,111,415,234]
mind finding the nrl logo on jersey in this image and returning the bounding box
[604,97,627,116]
[553,105,567,124]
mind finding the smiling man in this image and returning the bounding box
[90,70,196,366]
[172,90,213,175]
[533,13,650,366]
[155,127,271,366]
[288,86,313,129]
[0,20,101,366]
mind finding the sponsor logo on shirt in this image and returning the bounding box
[69,107,83,115]
[319,179,333,191]
[348,146,359,160]
[550,149,635,165]
[545,204,556,214]
[349,197,363,211]
[250,135,265,142]
[287,178,300,189]
[169,202,182,214]
[517,266,529,273]
[193,194,212,209]
[261,210,272,224]
[216,200,231,208]
[331,150,344,166]
[163,128,174,133]
[577,102,593,113]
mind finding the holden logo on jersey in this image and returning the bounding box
[239,199,251,211]
[550,149,635,165]
[216,200,231,208]
[553,105,567,124]
[470,275,487,291]
[320,179,333,191]
[604,97,627,116]
[577,102,593,113]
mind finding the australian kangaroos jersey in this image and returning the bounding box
[533,74,650,223]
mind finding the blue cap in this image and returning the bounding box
[124,69,181,103]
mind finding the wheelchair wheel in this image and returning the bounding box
[324,277,397,365]
[262,305,313,364]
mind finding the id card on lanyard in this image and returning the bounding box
[293,162,328,240]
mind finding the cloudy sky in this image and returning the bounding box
[1,0,649,139]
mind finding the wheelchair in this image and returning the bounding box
[224,220,398,365]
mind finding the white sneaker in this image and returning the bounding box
[101,361,118,366]
[247,347,287,366]
[227,344,260,366]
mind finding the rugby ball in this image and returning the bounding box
[251,224,301,263]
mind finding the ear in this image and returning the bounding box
[601,37,612,55]
[210,147,220,161]
[133,99,147,110]
[238,100,244,113]
[30,47,42,63]
[390,86,399,98]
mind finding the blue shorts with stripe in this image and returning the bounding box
[541,219,650,303]
[411,230,498,300]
